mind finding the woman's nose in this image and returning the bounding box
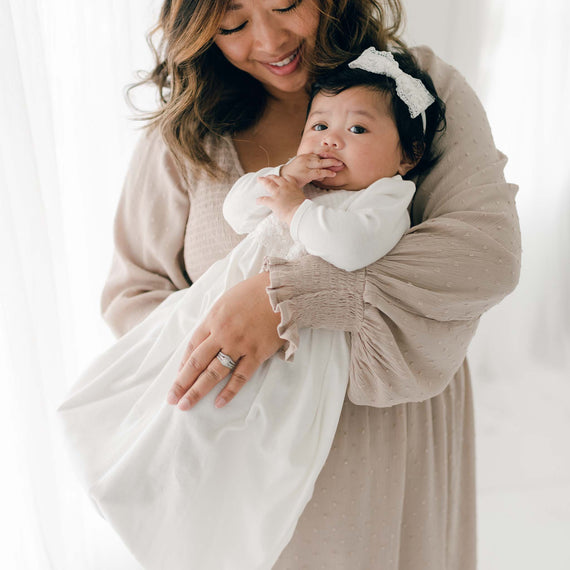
[253,13,289,54]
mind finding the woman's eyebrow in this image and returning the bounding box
[227,2,243,11]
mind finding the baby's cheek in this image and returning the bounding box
[296,135,315,156]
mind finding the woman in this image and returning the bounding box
[101,0,521,568]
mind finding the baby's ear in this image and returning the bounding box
[398,142,424,176]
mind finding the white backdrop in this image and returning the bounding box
[1,0,568,568]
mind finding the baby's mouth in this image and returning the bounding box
[319,154,345,172]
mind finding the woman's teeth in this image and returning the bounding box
[269,50,298,67]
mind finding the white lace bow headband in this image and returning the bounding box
[348,47,435,133]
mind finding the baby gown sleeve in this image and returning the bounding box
[100,129,191,338]
[290,176,415,271]
[223,166,280,233]
[263,46,522,407]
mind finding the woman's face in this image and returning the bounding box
[214,0,320,99]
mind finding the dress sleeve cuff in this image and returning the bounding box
[262,255,365,361]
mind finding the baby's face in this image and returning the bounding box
[297,86,414,190]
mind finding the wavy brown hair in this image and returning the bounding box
[129,0,407,180]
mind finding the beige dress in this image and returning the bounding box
[101,47,521,569]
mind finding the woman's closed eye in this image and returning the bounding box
[218,1,303,35]
[219,21,247,36]
[274,0,303,14]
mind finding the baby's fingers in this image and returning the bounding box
[257,174,281,189]
[313,169,338,181]
[313,157,344,169]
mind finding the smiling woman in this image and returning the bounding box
[131,0,405,179]
[61,0,521,568]
[214,0,320,96]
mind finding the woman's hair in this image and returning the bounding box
[129,0,407,180]
[307,50,446,179]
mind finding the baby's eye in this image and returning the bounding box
[312,123,327,131]
[349,125,367,134]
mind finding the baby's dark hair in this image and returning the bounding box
[308,49,446,179]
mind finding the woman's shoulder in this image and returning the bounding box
[410,45,474,103]
[409,45,491,139]
[128,127,239,192]
[407,45,509,222]
[124,126,189,196]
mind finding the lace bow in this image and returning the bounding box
[348,47,435,123]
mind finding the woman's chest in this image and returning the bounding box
[183,171,244,283]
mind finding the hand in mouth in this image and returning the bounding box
[318,154,345,172]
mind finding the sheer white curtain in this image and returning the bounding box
[0,0,159,567]
[1,0,568,568]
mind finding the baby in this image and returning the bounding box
[59,47,446,570]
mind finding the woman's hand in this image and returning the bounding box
[166,271,283,410]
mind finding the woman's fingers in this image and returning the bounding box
[167,336,219,404]
[177,349,242,411]
[214,357,260,408]
[168,272,283,411]
[177,321,210,373]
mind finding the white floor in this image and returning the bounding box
[473,361,570,570]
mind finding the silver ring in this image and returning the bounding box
[216,350,237,371]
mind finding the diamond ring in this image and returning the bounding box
[216,350,237,371]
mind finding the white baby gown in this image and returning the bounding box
[58,190,353,570]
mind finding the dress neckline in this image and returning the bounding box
[223,136,246,178]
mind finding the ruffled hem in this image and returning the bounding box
[263,257,300,361]
[263,255,366,362]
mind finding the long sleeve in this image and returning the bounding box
[223,166,280,234]
[264,46,521,407]
[100,128,192,337]
[290,177,415,272]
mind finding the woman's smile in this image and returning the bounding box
[214,1,320,97]
[261,46,302,75]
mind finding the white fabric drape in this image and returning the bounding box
[1,0,568,568]
[1,1,159,567]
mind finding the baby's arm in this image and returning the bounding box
[223,166,281,234]
[224,155,341,233]
[292,177,415,272]
[256,153,343,224]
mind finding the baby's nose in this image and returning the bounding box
[321,133,342,148]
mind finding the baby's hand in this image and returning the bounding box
[256,175,306,226]
[280,153,342,188]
